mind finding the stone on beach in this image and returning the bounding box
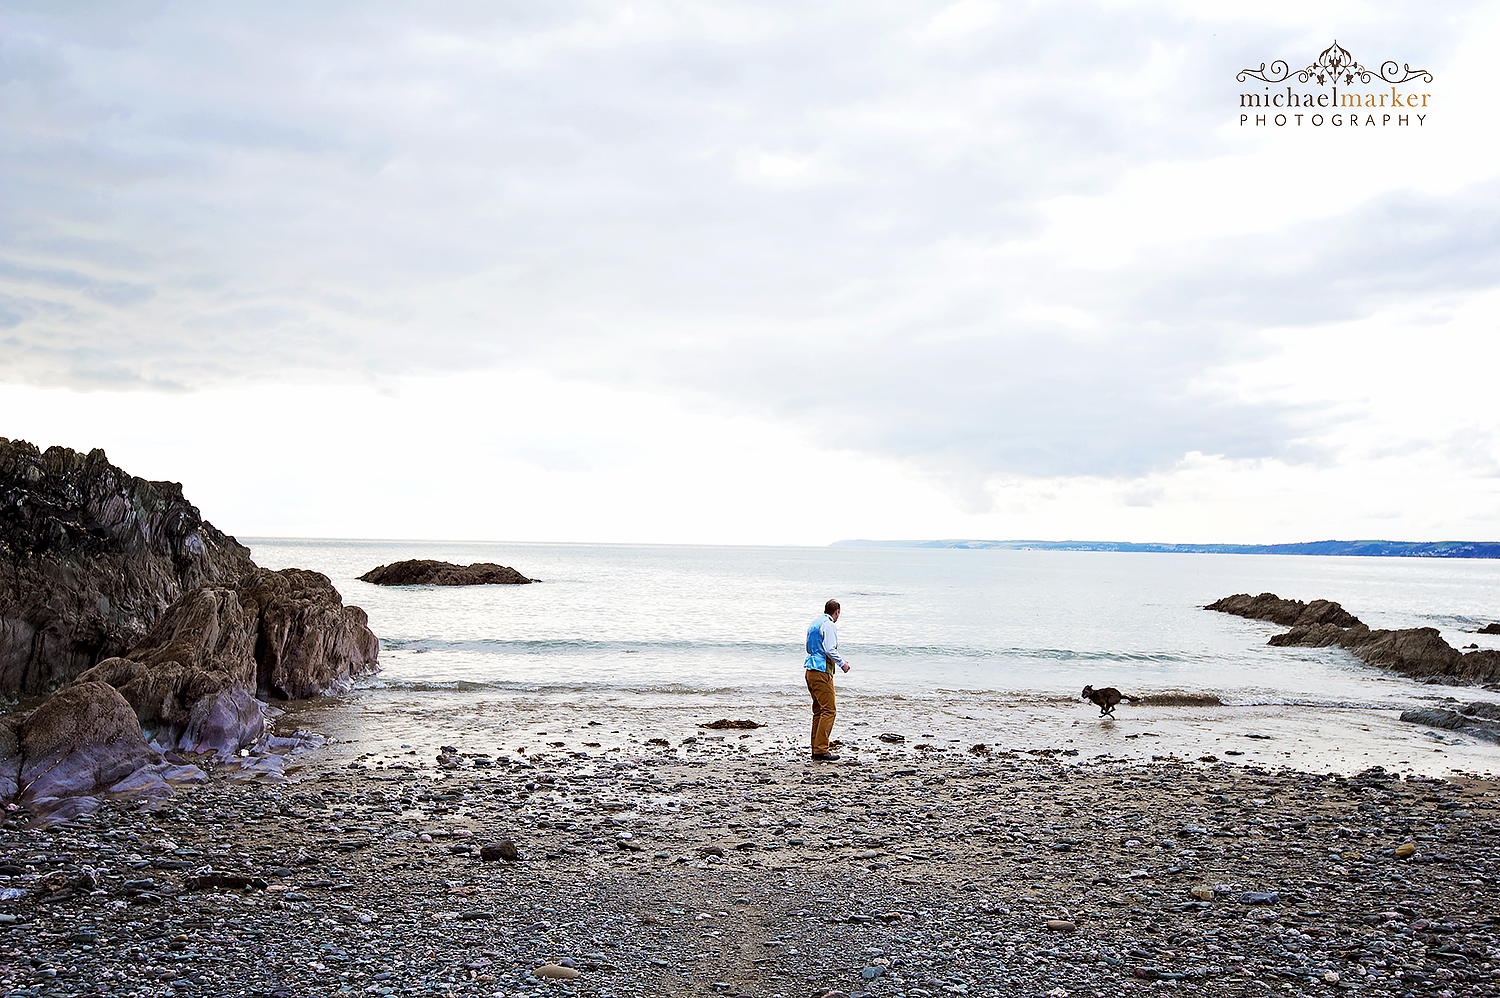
[479,839,519,861]
[532,963,580,979]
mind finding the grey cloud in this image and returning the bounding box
[0,1,1491,482]
[0,259,154,306]
[1126,187,1500,330]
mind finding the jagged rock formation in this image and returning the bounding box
[0,438,255,693]
[79,568,379,754]
[359,559,536,586]
[1399,702,1500,744]
[1208,593,1500,684]
[1203,593,1362,629]
[1,439,381,819]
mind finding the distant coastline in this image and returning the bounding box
[831,538,1500,558]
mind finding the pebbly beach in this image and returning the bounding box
[3,722,1499,998]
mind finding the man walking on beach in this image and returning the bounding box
[805,599,850,761]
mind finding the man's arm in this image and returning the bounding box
[823,620,849,671]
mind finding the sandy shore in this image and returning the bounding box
[3,706,1499,998]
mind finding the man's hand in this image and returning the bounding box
[840,662,851,673]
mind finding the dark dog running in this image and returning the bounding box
[1082,685,1138,717]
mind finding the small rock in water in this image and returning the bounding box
[878,733,905,743]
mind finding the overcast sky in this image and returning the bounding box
[3,1,1498,545]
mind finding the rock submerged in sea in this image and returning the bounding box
[1208,592,1500,684]
[0,438,255,693]
[359,559,536,586]
[1203,592,1362,629]
[1398,704,1500,743]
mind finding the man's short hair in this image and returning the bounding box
[824,599,841,615]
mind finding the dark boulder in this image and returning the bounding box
[359,559,536,586]
[1478,622,1500,635]
[1267,622,1500,681]
[0,439,254,693]
[480,839,519,861]
[1204,593,1362,628]
[1216,592,1500,684]
[78,568,379,754]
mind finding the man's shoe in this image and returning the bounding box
[812,752,841,761]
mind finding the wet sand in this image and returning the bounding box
[277,692,1500,782]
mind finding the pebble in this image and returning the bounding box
[480,838,519,861]
[532,964,580,979]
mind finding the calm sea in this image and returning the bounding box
[247,538,1500,731]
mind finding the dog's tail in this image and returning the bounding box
[1122,693,1139,703]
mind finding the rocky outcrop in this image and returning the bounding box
[1399,702,1500,744]
[78,568,379,755]
[359,559,536,586]
[1210,593,1500,684]
[1203,593,1362,629]
[1478,623,1500,635]
[0,438,255,693]
[0,440,381,820]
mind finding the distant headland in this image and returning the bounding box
[831,538,1500,558]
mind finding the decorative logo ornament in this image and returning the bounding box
[1238,40,1433,87]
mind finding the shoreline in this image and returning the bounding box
[272,693,1500,783]
[2,729,1497,998]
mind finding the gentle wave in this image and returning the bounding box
[378,636,1198,664]
[354,674,1397,711]
[364,677,790,697]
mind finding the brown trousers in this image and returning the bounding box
[805,666,836,755]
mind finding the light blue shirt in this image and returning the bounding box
[804,614,845,672]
